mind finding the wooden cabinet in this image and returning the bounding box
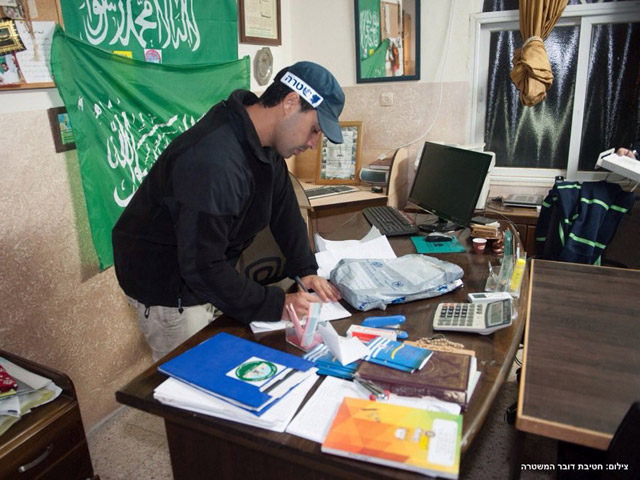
[0,351,96,480]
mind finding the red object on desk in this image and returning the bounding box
[0,365,18,393]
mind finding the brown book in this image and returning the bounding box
[355,351,478,409]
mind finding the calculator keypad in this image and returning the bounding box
[437,303,483,327]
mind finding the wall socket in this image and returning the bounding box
[380,92,394,106]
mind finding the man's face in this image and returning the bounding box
[1,63,8,72]
[273,98,321,158]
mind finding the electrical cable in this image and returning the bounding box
[375,0,457,161]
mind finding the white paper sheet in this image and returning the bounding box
[315,235,397,279]
[317,321,369,366]
[314,226,383,252]
[250,300,351,333]
[14,21,55,83]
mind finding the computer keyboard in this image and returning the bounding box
[305,185,359,199]
[362,206,419,236]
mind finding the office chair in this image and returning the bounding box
[534,180,636,265]
[385,147,408,209]
[556,401,640,480]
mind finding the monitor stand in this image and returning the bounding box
[417,217,460,233]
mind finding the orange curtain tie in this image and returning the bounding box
[510,37,554,107]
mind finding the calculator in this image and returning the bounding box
[432,300,512,335]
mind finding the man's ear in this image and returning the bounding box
[282,91,301,115]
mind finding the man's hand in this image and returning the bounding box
[281,275,341,320]
[283,291,319,321]
[616,147,638,159]
[299,274,341,302]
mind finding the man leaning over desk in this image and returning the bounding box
[112,62,342,361]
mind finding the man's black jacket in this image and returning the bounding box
[112,90,318,323]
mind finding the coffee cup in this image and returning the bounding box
[472,237,487,254]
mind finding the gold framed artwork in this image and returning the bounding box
[0,17,25,56]
[315,121,363,185]
[238,0,281,46]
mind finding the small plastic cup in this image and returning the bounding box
[472,237,487,254]
[285,326,324,352]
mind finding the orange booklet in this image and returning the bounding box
[321,397,462,479]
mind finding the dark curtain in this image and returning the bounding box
[485,26,579,168]
[579,23,640,170]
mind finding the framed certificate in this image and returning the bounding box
[239,0,281,46]
[315,121,363,185]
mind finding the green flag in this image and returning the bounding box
[50,25,250,270]
[361,38,389,79]
[358,0,381,61]
[58,0,238,64]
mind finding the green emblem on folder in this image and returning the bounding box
[235,360,277,383]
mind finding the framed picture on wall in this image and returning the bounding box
[315,121,363,185]
[238,0,281,46]
[47,106,76,153]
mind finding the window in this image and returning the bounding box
[470,1,640,185]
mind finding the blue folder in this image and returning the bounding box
[158,332,314,412]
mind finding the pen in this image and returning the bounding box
[286,303,304,337]
[294,275,309,293]
[301,302,321,347]
[354,377,389,400]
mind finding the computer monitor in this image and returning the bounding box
[409,142,492,232]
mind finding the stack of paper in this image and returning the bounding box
[154,333,319,431]
[0,357,62,436]
[154,375,317,433]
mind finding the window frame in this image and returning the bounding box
[469,2,640,186]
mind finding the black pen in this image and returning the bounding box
[294,275,309,293]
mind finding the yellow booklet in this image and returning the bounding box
[321,397,462,479]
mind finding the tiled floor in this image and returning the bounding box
[86,356,556,479]
[87,406,172,480]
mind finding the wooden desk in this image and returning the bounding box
[300,181,388,243]
[116,214,527,479]
[516,260,640,450]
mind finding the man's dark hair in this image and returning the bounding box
[258,67,314,112]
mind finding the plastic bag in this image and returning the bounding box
[330,254,464,311]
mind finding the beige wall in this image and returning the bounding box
[293,81,470,208]
[0,110,151,430]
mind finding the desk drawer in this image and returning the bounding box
[0,403,87,479]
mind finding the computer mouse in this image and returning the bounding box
[425,233,453,242]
